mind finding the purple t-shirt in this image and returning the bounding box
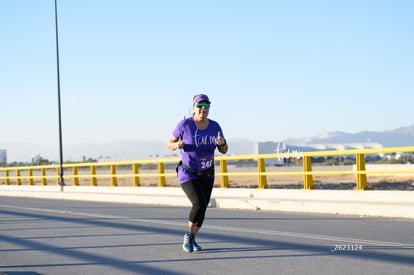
[172,117,224,183]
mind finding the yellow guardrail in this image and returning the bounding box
[1,146,413,190]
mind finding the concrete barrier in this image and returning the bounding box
[1,185,413,219]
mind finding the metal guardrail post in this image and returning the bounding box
[257,157,268,189]
[73,166,79,186]
[90,166,97,186]
[219,159,230,188]
[110,164,118,186]
[41,167,47,185]
[133,163,140,187]
[158,162,166,187]
[5,170,10,185]
[28,168,34,185]
[303,156,314,189]
[16,169,21,185]
[356,153,368,190]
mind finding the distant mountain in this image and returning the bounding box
[64,140,177,161]
[1,140,174,163]
[3,124,413,162]
[3,138,257,163]
[226,138,256,155]
[64,138,257,161]
[283,125,414,148]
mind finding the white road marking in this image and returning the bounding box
[2,204,413,249]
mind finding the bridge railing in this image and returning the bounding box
[1,146,413,190]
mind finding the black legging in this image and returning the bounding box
[181,177,214,228]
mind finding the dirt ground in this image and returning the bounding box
[2,167,414,190]
[4,174,413,191]
[218,174,414,190]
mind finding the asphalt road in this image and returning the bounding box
[0,197,413,275]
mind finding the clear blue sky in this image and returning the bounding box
[2,0,413,150]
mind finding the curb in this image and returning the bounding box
[1,185,413,219]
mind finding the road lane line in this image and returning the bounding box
[2,204,413,249]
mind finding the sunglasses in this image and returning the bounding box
[195,103,210,108]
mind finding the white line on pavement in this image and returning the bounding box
[2,204,413,249]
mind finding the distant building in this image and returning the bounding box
[31,154,49,165]
[254,141,382,166]
[255,142,284,166]
[254,142,309,166]
[0,149,7,164]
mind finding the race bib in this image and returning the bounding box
[198,156,214,171]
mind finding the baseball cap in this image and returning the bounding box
[193,94,211,105]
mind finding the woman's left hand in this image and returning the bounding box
[216,131,226,146]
